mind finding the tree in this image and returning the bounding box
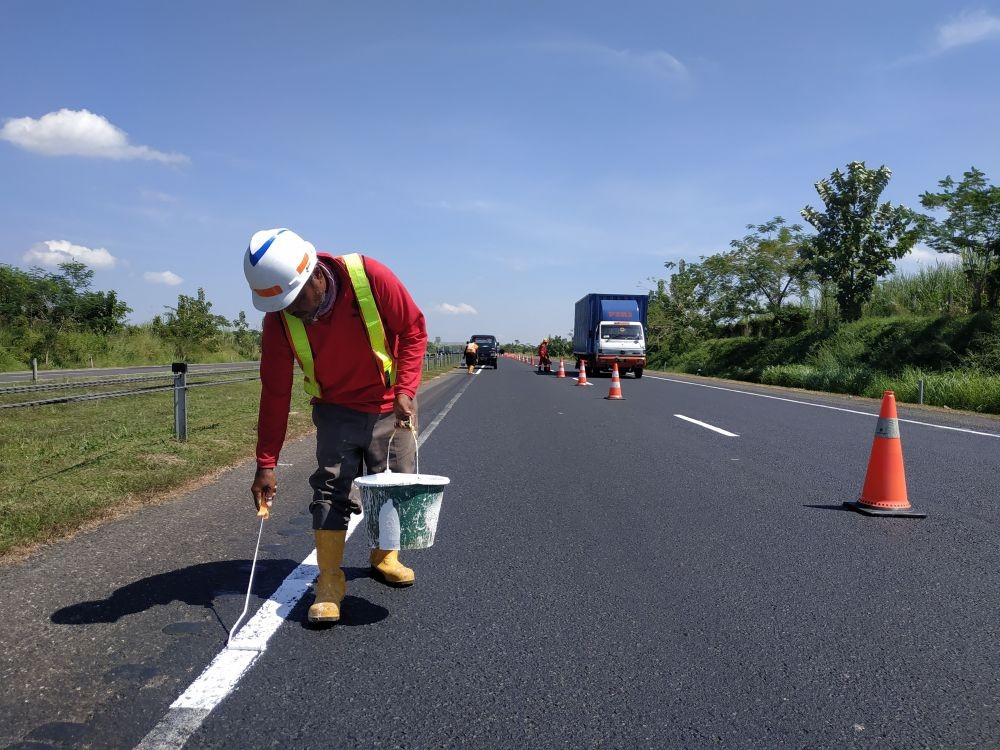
[154,288,229,358]
[0,261,130,343]
[647,259,718,357]
[545,334,572,357]
[919,167,1000,310]
[800,162,920,321]
[728,217,813,322]
[231,311,261,359]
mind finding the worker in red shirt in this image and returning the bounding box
[537,338,550,373]
[243,228,428,624]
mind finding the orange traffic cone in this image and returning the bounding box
[844,391,925,518]
[575,360,592,386]
[605,363,624,400]
[556,359,566,378]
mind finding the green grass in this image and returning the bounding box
[0,357,460,557]
[655,311,1000,413]
[760,364,1000,412]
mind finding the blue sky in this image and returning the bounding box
[2,1,998,345]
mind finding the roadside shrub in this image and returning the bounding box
[0,345,25,371]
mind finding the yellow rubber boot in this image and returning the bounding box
[308,529,347,623]
[370,549,415,587]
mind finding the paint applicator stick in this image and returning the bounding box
[227,502,271,651]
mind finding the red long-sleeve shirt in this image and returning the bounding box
[255,253,427,468]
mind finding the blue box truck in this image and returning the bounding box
[572,293,649,378]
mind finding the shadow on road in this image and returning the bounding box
[50,558,301,624]
[803,504,855,512]
[301,595,389,629]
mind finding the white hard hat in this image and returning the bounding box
[243,228,318,312]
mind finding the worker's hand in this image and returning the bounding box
[393,393,416,430]
[251,468,277,518]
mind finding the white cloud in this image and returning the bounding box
[23,240,117,269]
[895,245,962,273]
[434,302,478,315]
[144,270,184,286]
[0,109,188,163]
[541,40,688,81]
[935,9,1000,51]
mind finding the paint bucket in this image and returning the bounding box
[355,471,450,550]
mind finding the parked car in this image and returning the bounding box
[470,334,499,369]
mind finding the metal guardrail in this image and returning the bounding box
[2,355,464,439]
[0,367,258,396]
[0,364,260,442]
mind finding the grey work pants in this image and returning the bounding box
[309,402,417,531]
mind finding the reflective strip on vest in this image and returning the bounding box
[280,313,321,397]
[342,253,396,388]
[280,254,395,397]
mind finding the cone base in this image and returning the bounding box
[843,501,926,518]
[604,395,624,400]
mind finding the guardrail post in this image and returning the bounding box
[918,378,925,405]
[31,358,38,382]
[172,362,188,441]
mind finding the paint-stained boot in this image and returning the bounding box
[370,549,415,587]
[308,529,347,623]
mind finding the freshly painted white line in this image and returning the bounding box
[649,376,1000,439]
[136,376,472,749]
[675,414,739,437]
[135,513,363,748]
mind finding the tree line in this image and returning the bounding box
[0,261,260,368]
[646,162,1000,363]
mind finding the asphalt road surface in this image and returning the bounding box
[2,361,999,749]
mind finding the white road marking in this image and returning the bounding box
[649,376,1000,439]
[675,414,739,437]
[135,378,471,749]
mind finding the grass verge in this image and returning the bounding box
[0,359,460,558]
[760,364,1000,412]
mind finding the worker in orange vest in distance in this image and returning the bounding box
[537,338,551,373]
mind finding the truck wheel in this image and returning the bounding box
[634,367,643,379]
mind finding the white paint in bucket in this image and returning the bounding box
[355,472,450,550]
[377,497,402,550]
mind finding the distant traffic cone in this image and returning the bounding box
[557,359,566,378]
[575,360,592,386]
[604,363,625,400]
[844,391,925,518]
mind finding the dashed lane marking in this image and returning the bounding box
[674,414,739,437]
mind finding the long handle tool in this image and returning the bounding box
[227,503,269,650]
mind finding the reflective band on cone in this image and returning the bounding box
[844,391,926,518]
[605,363,624,400]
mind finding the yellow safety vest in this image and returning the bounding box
[280,253,396,397]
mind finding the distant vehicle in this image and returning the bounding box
[572,294,648,378]
[469,334,499,369]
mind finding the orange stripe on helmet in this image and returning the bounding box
[296,253,309,274]
[253,285,283,298]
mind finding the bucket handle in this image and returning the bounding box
[386,420,419,475]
